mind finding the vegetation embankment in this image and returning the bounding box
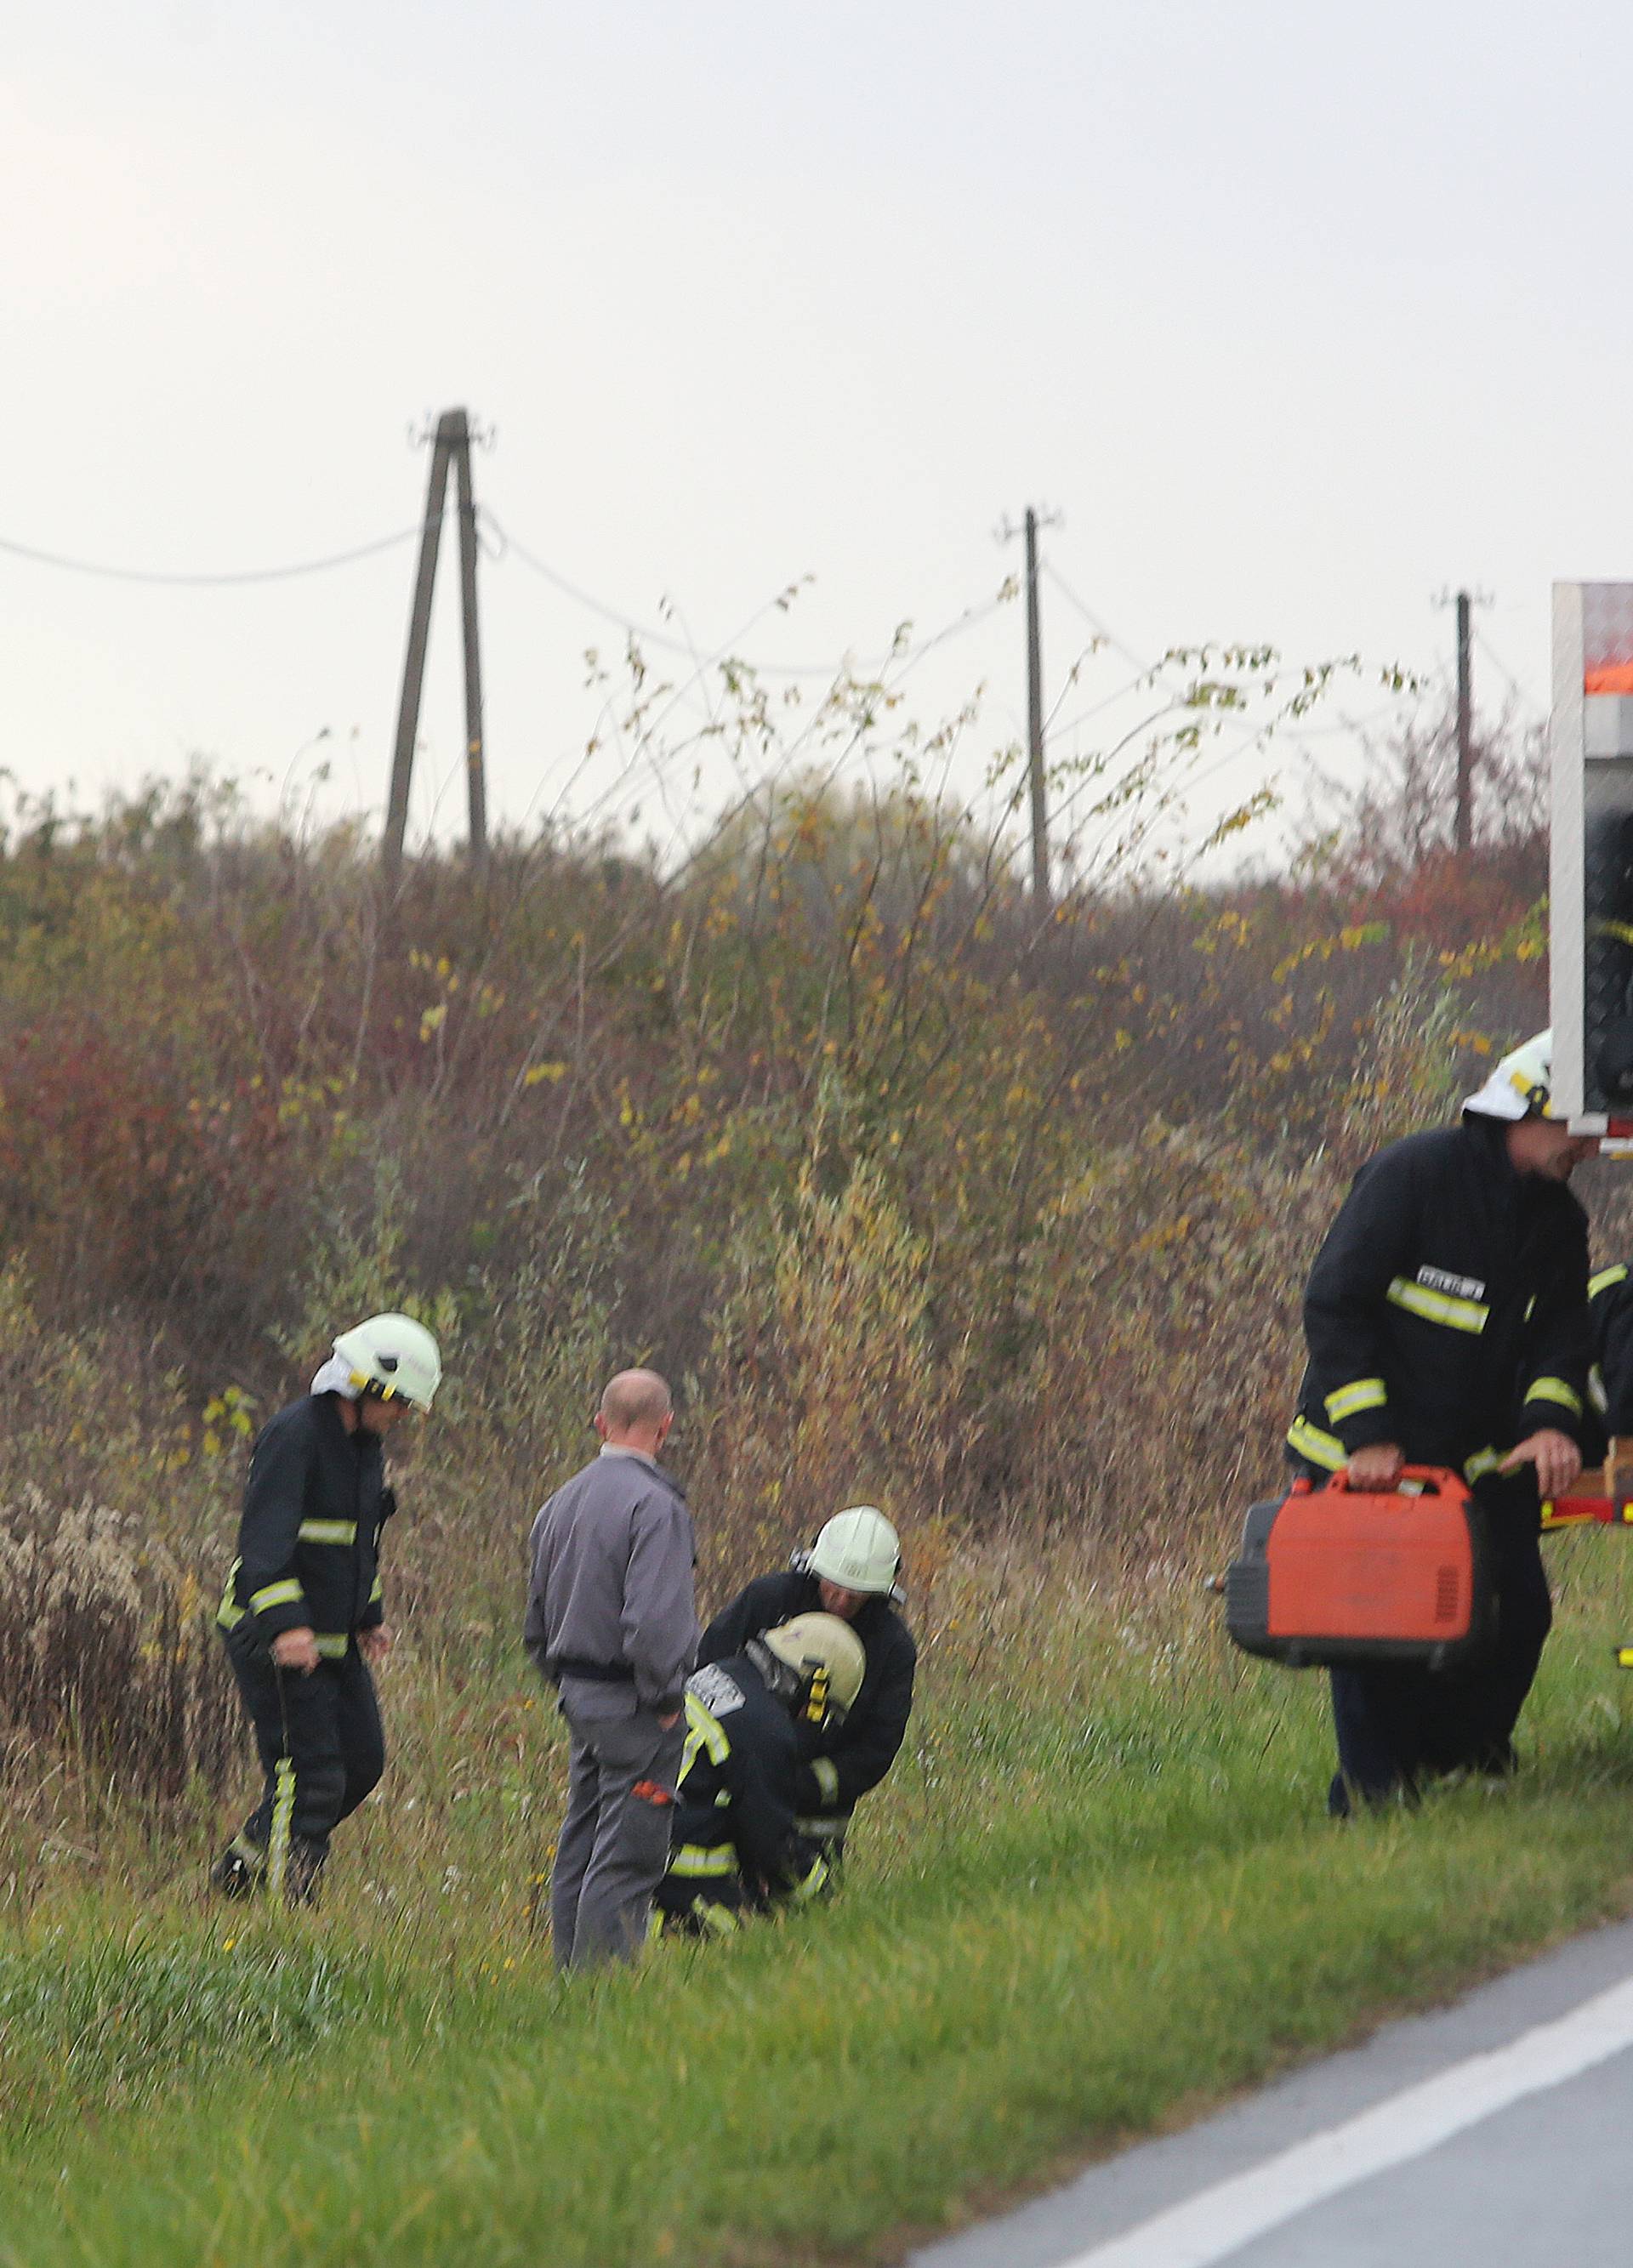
[4,1536,1633,2265]
[1,676,1628,2259]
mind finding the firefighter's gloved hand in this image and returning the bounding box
[271,1627,321,1674]
[1345,1443,1405,1492]
[1499,1429,1581,1500]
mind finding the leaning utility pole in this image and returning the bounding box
[452,425,487,867]
[1454,588,1473,859]
[383,406,488,884]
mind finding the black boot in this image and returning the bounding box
[209,1834,265,1900]
[281,1837,327,1907]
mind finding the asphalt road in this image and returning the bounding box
[909,1914,1633,2268]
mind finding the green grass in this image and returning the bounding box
[5,1538,1633,2265]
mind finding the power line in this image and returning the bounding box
[1046,667,1164,745]
[0,524,425,587]
[483,505,1008,683]
[1472,627,1546,722]
[1040,560,1151,672]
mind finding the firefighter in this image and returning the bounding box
[211,1313,441,1902]
[655,1611,867,1935]
[1583,1259,1633,1469]
[1287,1031,1595,1815]
[697,1506,914,1871]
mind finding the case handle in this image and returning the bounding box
[1324,1462,1468,1498]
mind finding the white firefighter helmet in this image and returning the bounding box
[760,1612,867,1725]
[330,1313,443,1411]
[806,1505,902,1596]
[1462,1030,1557,1123]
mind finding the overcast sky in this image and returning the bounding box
[5,2,1630,874]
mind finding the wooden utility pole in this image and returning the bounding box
[1000,504,1062,910]
[1024,507,1050,912]
[453,422,487,871]
[1454,588,1473,858]
[383,407,488,884]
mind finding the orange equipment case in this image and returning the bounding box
[1226,1465,1494,1671]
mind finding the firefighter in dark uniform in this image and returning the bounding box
[655,1612,866,1935]
[211,1313,441,1902]
[1583,1259,1633,1467]
[697,1506,914,1870]
[1287,1032,1596,1815]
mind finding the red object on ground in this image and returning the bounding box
[1539,1496,1633,1528]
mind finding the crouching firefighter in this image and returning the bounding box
[654,1613,866,1936]
[212,1314,442,1903]
[697,1506,915,1872]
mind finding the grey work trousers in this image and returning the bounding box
[551,1693,682,1969]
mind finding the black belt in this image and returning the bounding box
[551,1656,635,1684]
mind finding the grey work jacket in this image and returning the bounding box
[523,1449,698,1717]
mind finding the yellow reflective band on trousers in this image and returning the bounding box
[266,1757,296,1899]
[669,1842,738,1878]
[250,1577,306,1615]
[1325,1378,1387,1424]
[1527,1376,1584,1419]
[1287,1414,1346,1470]
[297,1520,357,1545]
[1464,1446,1504,1483]
[1596,920,1633,948]
[811,1755,840,1805]
[1591,1364,1609,1417]
[791,1855,830,1902]
[1385,1276,1488,1333]
[1592,1265,1630,1300]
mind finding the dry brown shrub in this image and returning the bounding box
[0,1490,239,1802]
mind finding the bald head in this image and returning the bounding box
[596,1367,674,1452]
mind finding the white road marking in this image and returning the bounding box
[1061,1973,1633,2268]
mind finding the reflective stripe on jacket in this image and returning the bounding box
[665,1652,827,1907]
[1289,1117,1590,1482]
[218,1394,391,1646]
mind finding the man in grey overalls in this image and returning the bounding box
[524,1369,697,1967]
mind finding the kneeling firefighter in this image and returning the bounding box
[212,1314,441,1903]
[697,1506,915,1868]
[654,1612,866,1935]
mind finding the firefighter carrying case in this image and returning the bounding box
[1226,1465,1494,1671]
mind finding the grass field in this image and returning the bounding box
[3,1530,1633,2266]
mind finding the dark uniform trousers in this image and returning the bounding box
[1328,1507,1553,1814]
[223,1621,384,1890]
